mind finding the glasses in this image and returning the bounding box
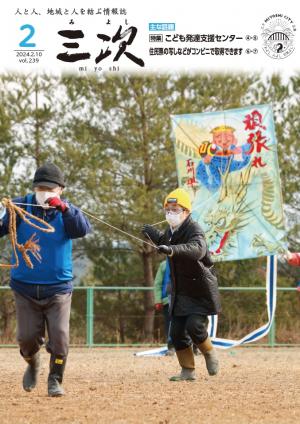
[164,208,184,215]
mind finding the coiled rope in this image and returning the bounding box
[0,198,55,269]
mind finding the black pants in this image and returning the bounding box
[14,291,72,358]
[170,314,208,351]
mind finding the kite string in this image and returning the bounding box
[9,201,214,247]
[81,209,158,249]
[13,202,56,209]
[5,201,158,249]
[5,199,218,249]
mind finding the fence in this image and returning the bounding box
[0,286,299,348]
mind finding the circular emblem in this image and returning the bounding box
[261,14,296,59]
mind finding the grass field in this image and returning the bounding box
[0,347,299,424]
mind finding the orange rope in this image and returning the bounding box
[0,198,55,269]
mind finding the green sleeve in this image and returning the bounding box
[153,260,166,304]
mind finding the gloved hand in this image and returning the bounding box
[141,224,157,242]
[46,197,68,213]
[154,303,163,312]
[157,245,173,256]
[286,252,300,267]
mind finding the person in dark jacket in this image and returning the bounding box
[0,163,91,396]
[142,188,221,381]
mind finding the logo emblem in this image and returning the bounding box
[261,14,296,59]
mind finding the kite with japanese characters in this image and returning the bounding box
[171,104,287,262]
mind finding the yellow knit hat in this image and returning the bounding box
[164,188,192,211]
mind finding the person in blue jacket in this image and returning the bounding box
[0,162,91,397]
[154,260,201,357]
[154,259,175,355]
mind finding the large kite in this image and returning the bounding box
[171,104,287,262]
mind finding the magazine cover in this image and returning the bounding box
[0,1,299,423]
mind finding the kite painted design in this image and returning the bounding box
[171,104,287,261]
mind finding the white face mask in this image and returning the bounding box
[166,212,184,228]
[35,191,59,208]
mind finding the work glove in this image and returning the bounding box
[46,197,69,213]
[286,252,300,267]
[157,245,173,256]
[154,303,163,312]
[141,224,157,242]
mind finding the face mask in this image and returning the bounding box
[35,191,59,208]
[166,212,184,228]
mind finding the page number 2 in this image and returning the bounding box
[19,24,36,48]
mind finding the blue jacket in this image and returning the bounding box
[0,194,91,298]
[162,259,171,299]
[154,259,172,305]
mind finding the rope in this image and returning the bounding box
[1,201,211,253]
[0,198,55,269]
[81,209,158,249]
[13,202,56,209]
[1,199,212,258]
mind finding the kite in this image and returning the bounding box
[171,104,287,262]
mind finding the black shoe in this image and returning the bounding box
[23,352,40,392]
[48,355,66,397]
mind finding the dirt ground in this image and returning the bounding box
[0,347,299,424]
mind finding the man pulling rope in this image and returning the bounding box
[0,163,91,397]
